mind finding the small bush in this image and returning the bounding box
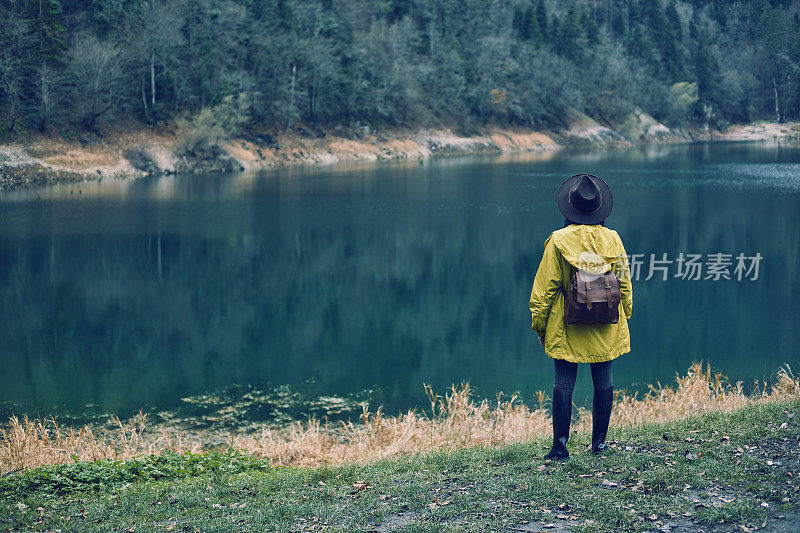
[123,144,160,174]
[176,93,252,155]
[667,82,699,126]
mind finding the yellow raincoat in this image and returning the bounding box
[529,224,633,363]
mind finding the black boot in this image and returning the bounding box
[592,386,614,454]
[544,388,572,460]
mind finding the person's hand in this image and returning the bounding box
[538,334,545,346]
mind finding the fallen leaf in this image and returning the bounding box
[352,480,371,492]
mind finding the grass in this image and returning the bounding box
[1,397,800,531]
[3,362,798,473]
[1,363,800,531]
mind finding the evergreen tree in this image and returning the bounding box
[692,25,727,122]
[581,10,600,47]
[789,22,800,118]
[527,5,542,44]
[644,0,682,80]
[626,25,651,63]
[689,7,700,41]
[665,0,683,42]
[513,4,540,43]
[555,9,583,61]
[549,14,560,47]
[535,0,548,40]
[513,4,527,39]
[711,0,729,26]
[0,0,798,136]
[611,9,625,36]
[24,0,66,66]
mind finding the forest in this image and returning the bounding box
[1,0,799,139]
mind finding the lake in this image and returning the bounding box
[1,141,799,422]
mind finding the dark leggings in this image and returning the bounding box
[553,359,613,393]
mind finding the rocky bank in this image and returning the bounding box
[1,114,799,191]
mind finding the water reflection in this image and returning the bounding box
[1,142,799,419]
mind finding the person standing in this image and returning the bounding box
[529,174,633,460]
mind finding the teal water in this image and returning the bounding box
[1,142,799,419]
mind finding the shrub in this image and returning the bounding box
[667,82,699,126]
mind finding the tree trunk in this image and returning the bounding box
[288,63,296,128]
[781,77,791,122]
[142,77,148,116]
[773,77,781,123]
[151,52,156,106]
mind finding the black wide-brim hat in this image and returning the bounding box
[557,173,613,225]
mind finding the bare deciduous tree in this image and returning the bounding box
[66,34,123,131]
[34,64,61,131]
[126,0,184,119]
[0,15,32,132]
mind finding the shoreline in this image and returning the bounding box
[2,363,797,474]
[2,393,799,532]
[2,118,799,192]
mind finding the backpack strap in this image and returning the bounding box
[604,271,613,307]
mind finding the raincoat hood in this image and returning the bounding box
[551,224,626,275]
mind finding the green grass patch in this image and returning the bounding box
[2,398,800,531]
[0,450,271,498]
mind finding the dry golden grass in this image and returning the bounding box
[0,412,199,475]
[489,130,558,152]
[2,363,798,474]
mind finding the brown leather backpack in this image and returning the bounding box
[560,269,621,324]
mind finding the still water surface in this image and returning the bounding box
[1,142,799,419]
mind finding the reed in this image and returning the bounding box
[0,412,199,475]
[2,362,798,475]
